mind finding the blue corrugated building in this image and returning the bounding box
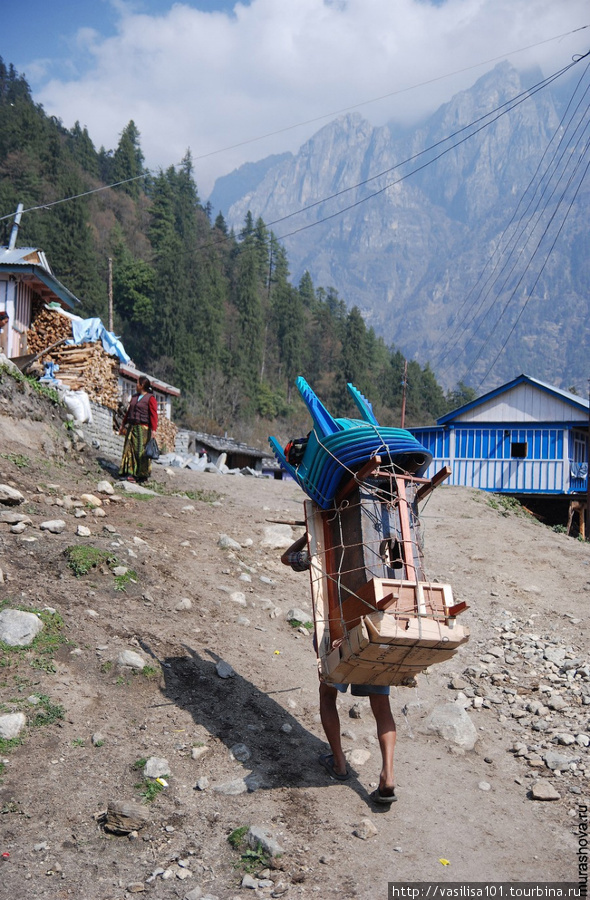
[410,374,588,496]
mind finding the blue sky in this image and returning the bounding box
[1,1,588,197]
[2,0,241,82]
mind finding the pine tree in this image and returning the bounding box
[112,121,145,198]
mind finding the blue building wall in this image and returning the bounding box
[411,423,586,495]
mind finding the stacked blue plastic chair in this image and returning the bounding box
[268,378,432,509]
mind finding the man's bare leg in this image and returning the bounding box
[369,693,396,794]
[319,682,348,776]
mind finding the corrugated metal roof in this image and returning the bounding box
[0,246,52,272]
[438,373,589,425]
[0,246,80,309]
[119,363,180,397]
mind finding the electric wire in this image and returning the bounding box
[0,36,587,233]
[431,57,590,370]
[273,55,588,243]
[142,25,590,162]
[1,33,588,389]
[437,91,590,381]
[472,132,590,385]
[435,63,590,378]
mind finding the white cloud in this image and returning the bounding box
[37,0,589,196]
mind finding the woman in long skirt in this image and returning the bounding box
[119,375,158,482]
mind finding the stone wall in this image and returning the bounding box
[175,431,190,454]
[83,402,125,460]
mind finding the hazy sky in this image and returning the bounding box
[3,0,588,197]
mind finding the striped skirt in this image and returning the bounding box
[119,424,152,480]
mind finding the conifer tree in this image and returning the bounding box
[112,121,145,198]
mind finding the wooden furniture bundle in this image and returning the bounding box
[305,460,469,687]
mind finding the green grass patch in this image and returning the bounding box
[288,618,313,632]
[228,825,249,849]
[0,365,61,405]
[65,545,116,576]
[64,546,139,591]
[0,736,23,754]
[29,657,57,674]
[0,452,30,468]
[29,694,64,727]
[114,569,138,592]
[179,488,221,504]
[136,778,164,803]
[133,757,148,770]
[141,665,160,679]
[487,494,528,517]
[227,827,270,873]
[71,737,85,747]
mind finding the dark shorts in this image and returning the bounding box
[333,683,390,696]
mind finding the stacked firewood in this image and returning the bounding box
[27,306,178,443]
[48,343,120,410]
[27,306,72,354]
[156,415,178,455]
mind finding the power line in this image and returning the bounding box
[0,173,150,223]
[188,25,590,162]
[1,27,588,227]
[434,58,590,375]
[477,148,590,386]
[273,54,589,242]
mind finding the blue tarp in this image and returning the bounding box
[67,316,130,364]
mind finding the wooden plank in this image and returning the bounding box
[415,465,452,503]
[393,475,416,582]
[335,456,382,504]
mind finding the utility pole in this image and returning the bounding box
[108,257,113,333]
[8,203,24,250]
[400,359,408,429]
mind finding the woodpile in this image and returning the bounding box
[156,415,178,454]
[27,306,72,354]
[48,343,120,410]
[27,305,179,448]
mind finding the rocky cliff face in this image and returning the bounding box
[214,62,589,391]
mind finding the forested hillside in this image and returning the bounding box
[0,59,466,440]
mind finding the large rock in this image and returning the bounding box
[531,781,561,801]
[0,484,24,506]
[39,519,66,533]
[423,702,478,750]
[144,757,170,778]
[80,493,102,508]
[287,607,313,624]
[116,649,147,669]
[218,534,241,551]
[119,481,157,495]
[103,799,150,834]
[0,609,44,646]
[544,749,577,771]
[246,825,284,857]
[260,524,293,549]
[0,511,32,524]
[0,712,27,739]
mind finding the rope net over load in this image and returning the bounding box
[270,379,469,687]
